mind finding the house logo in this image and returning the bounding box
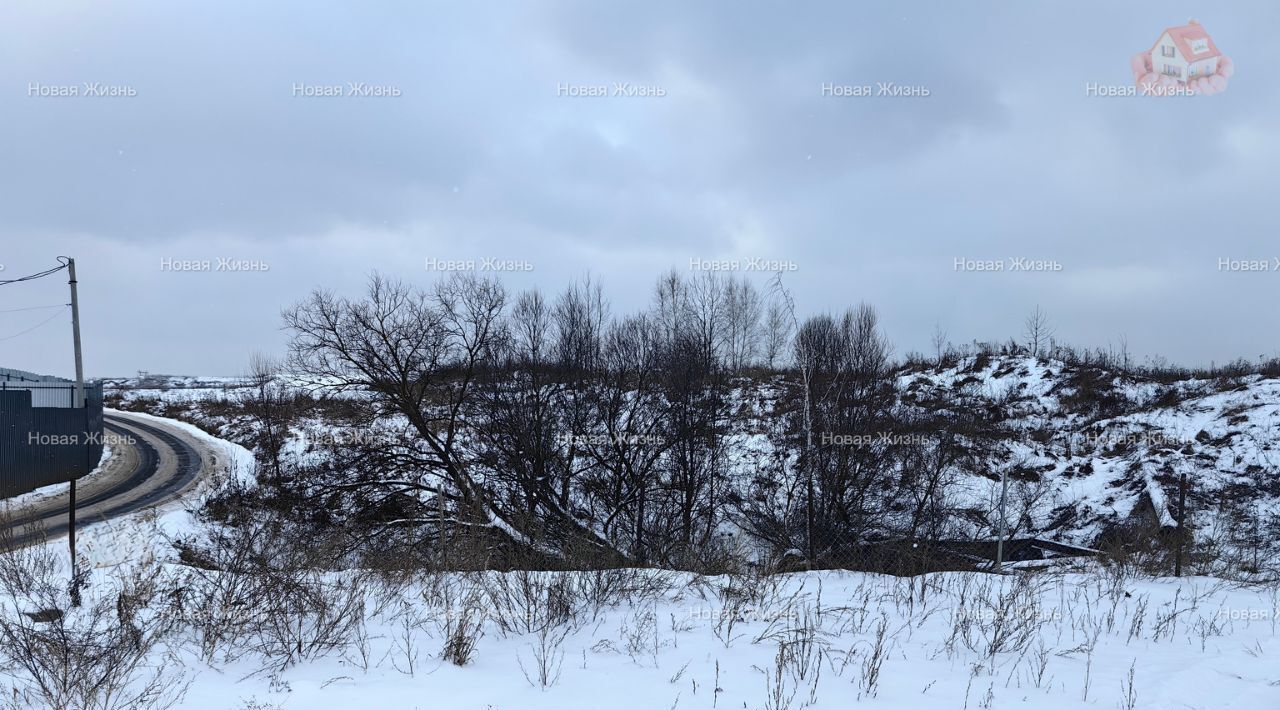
[1131,19,1234,95]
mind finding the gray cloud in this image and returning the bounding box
[1,1,1277,376]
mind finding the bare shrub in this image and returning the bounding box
[0,542,188,710]
[174,513,367,673]
[479,569,582,636]
[949,574,1050,669]
[518,624,570,688]
[571,567,675,621]
[423,576,485,666]
[247,570,367,672]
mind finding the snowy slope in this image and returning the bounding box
[106,356,1280,558]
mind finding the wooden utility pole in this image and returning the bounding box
[66,257,85,607]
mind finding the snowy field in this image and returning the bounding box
[8,515,1280,709]
[26,367,1275,709]
[173,568,1280,710]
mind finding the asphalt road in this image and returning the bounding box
[0,413,208,549]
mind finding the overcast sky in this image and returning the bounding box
[1,1,1277,378]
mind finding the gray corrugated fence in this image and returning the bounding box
[0,374,104,499]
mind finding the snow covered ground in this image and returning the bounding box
[9,458,1280,709]
[181,568,1280,709]
[56,360,1280,708]
[13,551,1280,709]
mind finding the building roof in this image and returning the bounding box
[0,367,69,383]
[1152,20,1222,62]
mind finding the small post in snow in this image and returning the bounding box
[995,468,1008,572]
[1175,473,1188,578]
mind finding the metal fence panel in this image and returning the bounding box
[0,378,105,499]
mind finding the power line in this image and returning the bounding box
[0,305,68,342]
[0,304,67,314]
[0,259,69,287]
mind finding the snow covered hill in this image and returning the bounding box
[893,355,1280,558]
[106,353,1280,573]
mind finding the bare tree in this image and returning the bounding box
[283,273,621,564]
[553,276,608,375]
[656,326,729,568]
[244,352,286,483]
[1023,306,1055,358]
[931,321,949,364]
[762,300,791,370]
[474,289,569,538]
[652,269,687,352]
[1117,334,1132,374]
[722,276,763,371]
[573,314,672,563]
[768,274,816,562]
[685,273,726,372]
[793,303,896,561]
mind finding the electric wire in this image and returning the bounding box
[0,304,68,314]
[0,306,69,342]
[0,260,69,287]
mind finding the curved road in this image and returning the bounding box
[0,412,212,549]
